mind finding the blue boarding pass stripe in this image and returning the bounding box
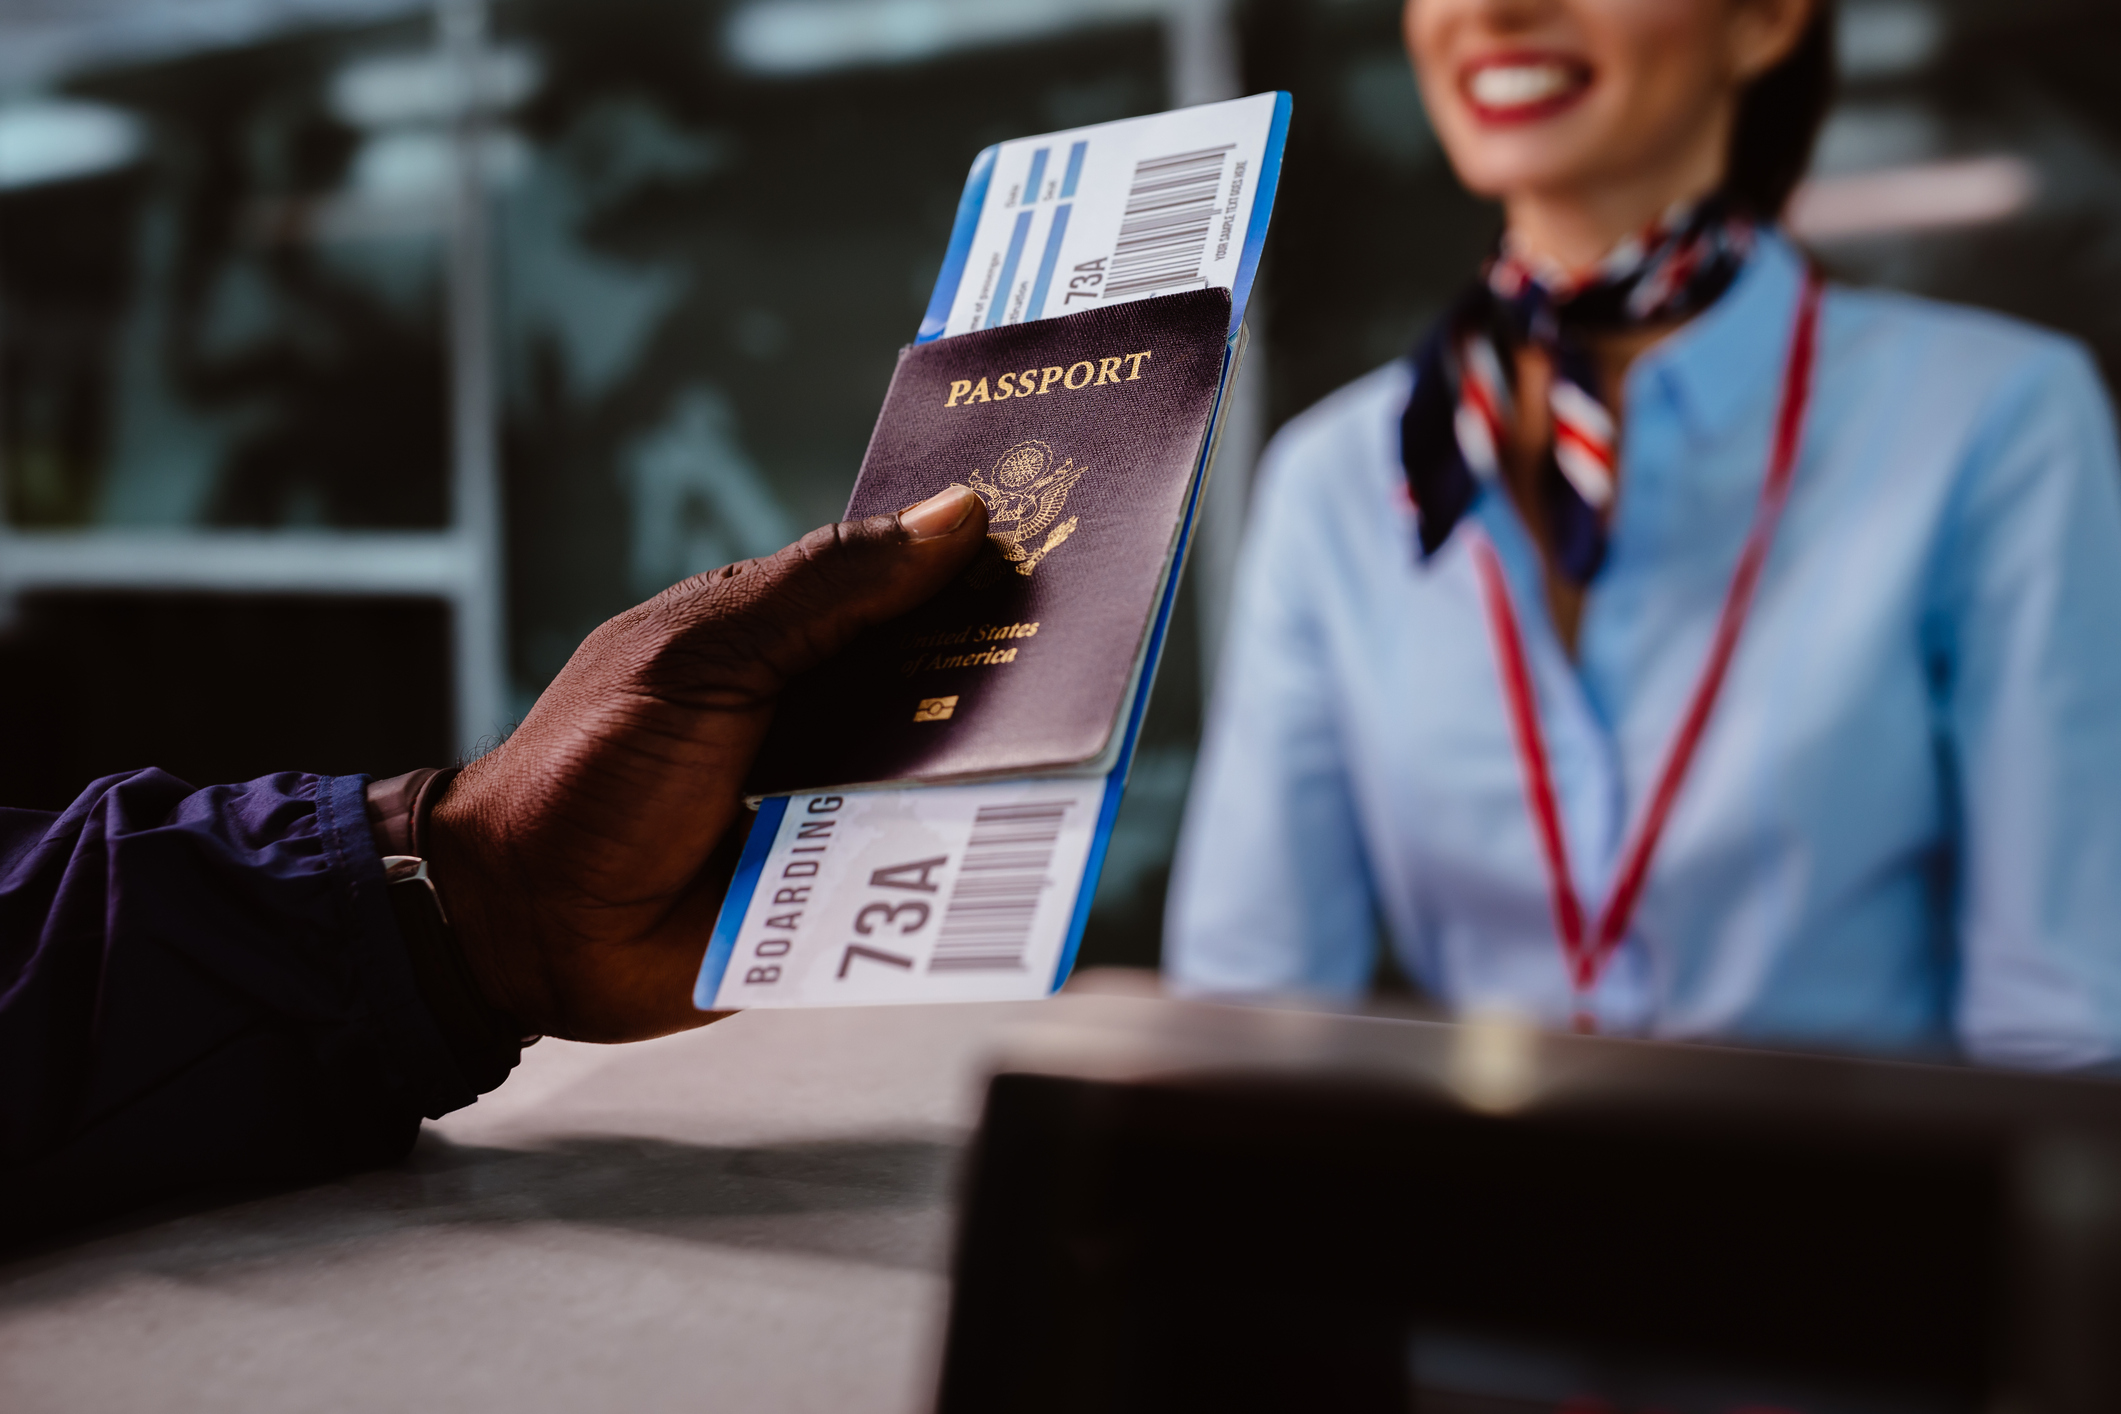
[925,98,1287,345]
[1059,139,1087,198]
[1023,203,1072,322]
[695,795,789,1009]
[1049,336,1240,994]
[1022,145,1050,205]
[1227,91,1293,338]
[985,208,1035,329]
[918,144,997,344]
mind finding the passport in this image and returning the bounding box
[698,93,1289,1012]
[746,286,1234,796]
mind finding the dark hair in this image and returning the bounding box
[1725,0,1837,218]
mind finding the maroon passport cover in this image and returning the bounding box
[747,288,1232,796]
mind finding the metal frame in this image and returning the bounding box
[0,0,508,759]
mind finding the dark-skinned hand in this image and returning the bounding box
[424,485,988,1042]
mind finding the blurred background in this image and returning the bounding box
[0,0,2114,972]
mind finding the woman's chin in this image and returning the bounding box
[1449,147,1616,206]
[1435,101,1623,198]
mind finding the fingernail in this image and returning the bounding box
[899,484,977,540]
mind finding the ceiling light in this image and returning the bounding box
[0,100,144,191]
[724,0,1168,76]
[1787,155,2037,241]
[330,44,540,128]
[1837,0,1944,82]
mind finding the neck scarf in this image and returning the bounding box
[1400,197,1757,582]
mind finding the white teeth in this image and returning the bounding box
[1469,63,1575,108]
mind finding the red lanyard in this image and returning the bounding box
[1470,270,1824,1031]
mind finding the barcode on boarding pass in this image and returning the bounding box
[929,801,1073,972]
[1102,145,1233,300]
[710,781,1104,1007]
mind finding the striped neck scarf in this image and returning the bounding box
[1400,197,1757,582]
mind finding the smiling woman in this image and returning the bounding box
[1167,0,2121,1066]
[1405,0,1823,262]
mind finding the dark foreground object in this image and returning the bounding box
[937,1005,2121,1414]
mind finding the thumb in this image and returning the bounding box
[641,483,989,704]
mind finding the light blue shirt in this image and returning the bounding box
[1166,231,2121,1068]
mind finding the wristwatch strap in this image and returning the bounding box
[366,765,453,861]
[366,767,534,1096]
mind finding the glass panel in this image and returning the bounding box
[1797,0,2121,386]
[0,7,451,530]
[0,7,462,801]
[486,0,1170,687]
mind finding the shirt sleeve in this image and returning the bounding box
[1164,415,1380,998]
[1931,339,2121,1068]
[0,770,485,1237]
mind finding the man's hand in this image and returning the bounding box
[425,486,987,1042]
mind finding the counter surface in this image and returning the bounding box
[0,999,1067,1414]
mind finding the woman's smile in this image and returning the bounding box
[1461,52,1594,124]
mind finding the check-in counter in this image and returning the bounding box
[8,990,2120,1414]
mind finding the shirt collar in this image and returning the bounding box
[1624,226,1808,443]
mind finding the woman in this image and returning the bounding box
[1166,0,2121,1066]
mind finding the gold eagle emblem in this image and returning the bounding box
[965,440,1086,576]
